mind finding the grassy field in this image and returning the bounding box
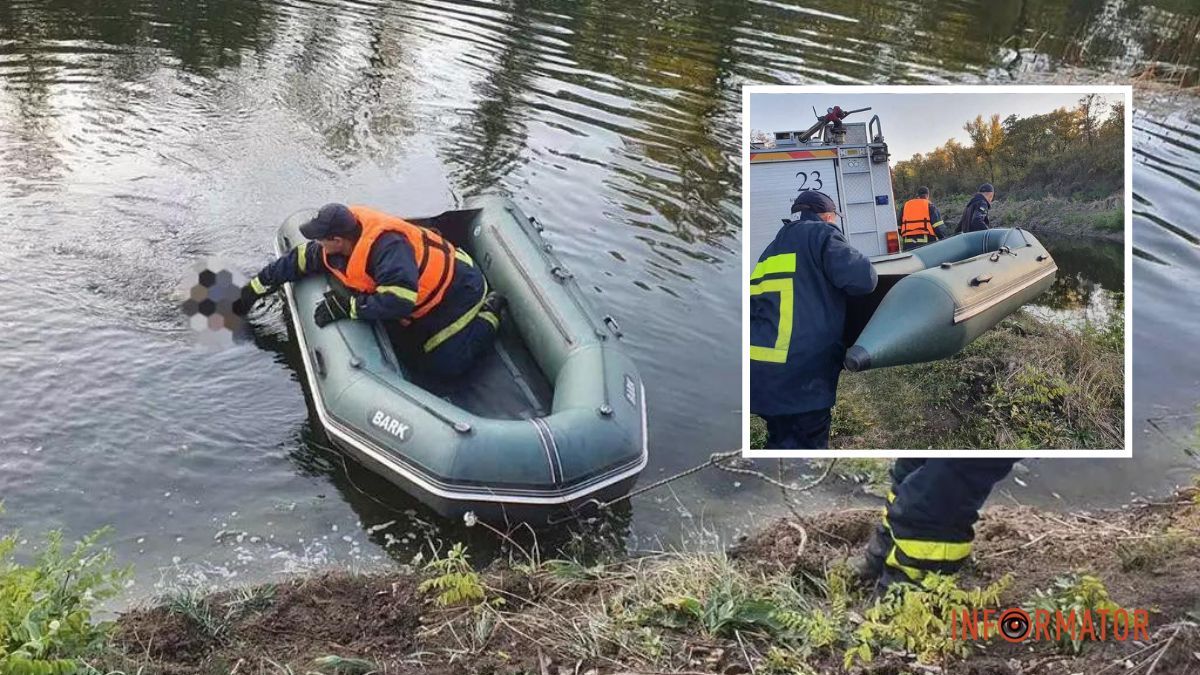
[753,307,1124,451]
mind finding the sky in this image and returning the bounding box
[748,92,1124,162]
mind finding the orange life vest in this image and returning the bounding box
[899,198,936,238]
[322,205,457,320]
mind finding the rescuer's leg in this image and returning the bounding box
[877,458,1019,590]
[762,408,832,449]
[851,458,925,585]
[420,309,501,380]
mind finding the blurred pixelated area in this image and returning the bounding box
[179,259,249,349]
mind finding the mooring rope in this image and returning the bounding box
[546,452,839,525]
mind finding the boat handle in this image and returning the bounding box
[550,266,574,282]
[971,274,993,286]
[603,315,623,338]
[529,215,544,233]
[1037,254,1049,261]
[312,348,327,378]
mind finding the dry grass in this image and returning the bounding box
[828,311,1123,450]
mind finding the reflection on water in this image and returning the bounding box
[1025,235,1123,329]
[0,0,1197,599]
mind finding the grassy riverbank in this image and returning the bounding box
[46,480,1191,675]
[935,193,1124,242]
[5,470,1196,674]
[751,307,1124,451]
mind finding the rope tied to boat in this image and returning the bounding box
[545,452,839,525]
[313,435,837,528]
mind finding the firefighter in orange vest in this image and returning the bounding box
[897,187,946,251]
[234,203,504,380]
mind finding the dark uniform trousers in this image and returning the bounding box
[901,235,933,251]
[761,409,833,450]
[878,458,1019,580]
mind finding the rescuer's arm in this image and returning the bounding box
[970,201,991,231]
[234,243,326,315]
[930,203,947,239]
[822,230,878,296]
[349,236,420,322]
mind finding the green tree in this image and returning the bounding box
[964,113,1005,185]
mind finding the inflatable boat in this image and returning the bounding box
[843,228,1057,372]
[275,196,648,524]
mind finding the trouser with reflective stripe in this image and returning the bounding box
[760,408,832,450]
[880,458,1018,580]
[419,311,498,380]
[387,261,499,381]
[901,235,933,251]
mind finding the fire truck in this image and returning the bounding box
[749,106,899,258]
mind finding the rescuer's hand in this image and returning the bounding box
[232,278,269,316]
[314,290,352,327]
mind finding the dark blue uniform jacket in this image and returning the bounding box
[254,232,486,343]
[959,193,991,233]
[750,213,877,416]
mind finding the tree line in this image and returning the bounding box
[892,95,1124,202]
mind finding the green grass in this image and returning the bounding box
[1064,209,1123,233]
[469,545,1028,673]
[164,585,231,644]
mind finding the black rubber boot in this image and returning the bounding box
[850,522,891,587]
[871,565,920,601]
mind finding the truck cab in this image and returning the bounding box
[750,115,899,259]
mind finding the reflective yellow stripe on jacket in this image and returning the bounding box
[750,253,796,363]
[421,250,496,353]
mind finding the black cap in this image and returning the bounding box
[300,203,360,240]
[978,183,995,193]
[916,186,930,197]
[791,190,838,214]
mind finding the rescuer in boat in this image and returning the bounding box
[958,183,995,233]
[749,190,878,449]
[234,203,504,379]
[897,186,946,250]
[852,457,1019,595]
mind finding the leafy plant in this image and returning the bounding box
[0,514,129,675]
[418,543,494,607]
[1025,573,1119,654]
[846,573,1011,667]
[652,586,781,637]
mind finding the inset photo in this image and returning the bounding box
[744,85,1131,456]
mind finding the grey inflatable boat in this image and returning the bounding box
[844,228,1057,372]
[275,196,648,524]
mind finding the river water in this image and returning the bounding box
[1,0,1197,598]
